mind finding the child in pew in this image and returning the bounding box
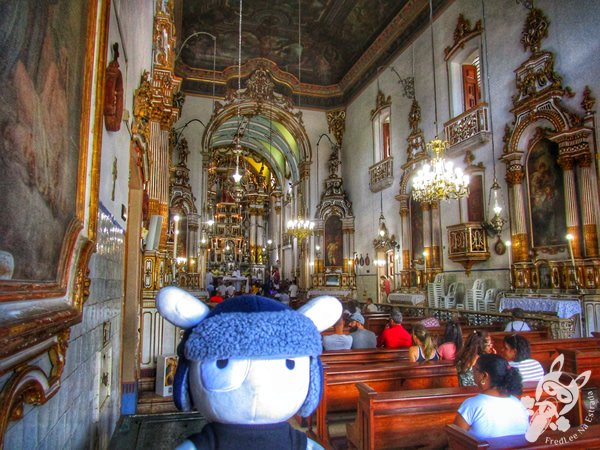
[455,330,491,386]
[454,353,529,440]
[502,334,545,382]
[408,324,440,362]
[437,320,463,360]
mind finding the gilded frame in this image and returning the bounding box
[0,0,110,438]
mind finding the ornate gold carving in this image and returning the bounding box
[444,14,483,60]
[584,224,599,257]
[408,99,421,135]
[370,90,391,119]
[521,8,549,54]
[405,99,426,163]
[578,152,592,168]
[0,329,71,448]
[327,109,346,147]
[447,222,490,274]
[512,233,530,262]
[557,156,575,171]
[581,86,596,115]
[502,124,513,154]
[506,165,525,185]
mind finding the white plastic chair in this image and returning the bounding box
[465,279,485,311]
[442,282,458,309]
[478,288,498,312]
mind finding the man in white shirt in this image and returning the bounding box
[205,269,214,290]
[365,297,378,313]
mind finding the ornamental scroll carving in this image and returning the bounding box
[521,8,549,55]
[327,109,346,147]
[444,14,483,60]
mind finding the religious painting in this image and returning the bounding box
[0,0,92,282]
[410,196,424,264]
[325,215,343,268]
[526,139,566,248]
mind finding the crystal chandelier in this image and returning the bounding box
[412,138,470,202]
[412,0,469,204]
[286,214,314,241]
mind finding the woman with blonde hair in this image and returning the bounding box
[408,324,439,362]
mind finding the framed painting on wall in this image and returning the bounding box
[0,0,109,415]
[325,215,343,268]
[526,138,566,249]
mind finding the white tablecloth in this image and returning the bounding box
[388,292,426,305]
[308,289,352,299]
[499,297,581,319]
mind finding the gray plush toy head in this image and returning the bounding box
[156,288,341,424]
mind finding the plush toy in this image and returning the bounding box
[156,287,342,450]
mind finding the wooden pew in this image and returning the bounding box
[528,337,600,371]
[321,347,408,366]
[347,380,587,450]
[446,423,600,449]
[559,347,600,388]
[313,361,459,446]
[346,381,541,450]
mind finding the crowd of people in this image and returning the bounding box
[321,301,543,441]
[204,268,298,306]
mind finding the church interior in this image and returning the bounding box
[1,0,600,448]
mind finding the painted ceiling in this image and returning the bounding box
[176,0,449,108]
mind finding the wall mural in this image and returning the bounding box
[527,139,566,248]
[325,215,343,268]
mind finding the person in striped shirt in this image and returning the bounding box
[502,334,545,382]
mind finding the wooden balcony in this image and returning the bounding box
[369,157,393,192]
[444,103,490,153]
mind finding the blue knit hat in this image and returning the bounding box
[173,295,324,417]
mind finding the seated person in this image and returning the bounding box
[348,312,376,349]
[437,320,463,360]
[502,334,544,382]
[364,297,379,313]
[408,324,439,362]
[343,300,361,319]
[275,288,290,305]
[454,353,529,439]
[376,309,412,348]
[455,330,488,386]
[323,315,353,350]
[504,308,532,332]
[209,290,224,304]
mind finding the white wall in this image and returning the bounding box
[343,0,600,295]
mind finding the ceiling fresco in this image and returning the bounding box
[176,0,449,107]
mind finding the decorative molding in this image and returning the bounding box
[520,8,549,55]
[370,90,392,120]
[444,14,483,61]
[327,109,346,147]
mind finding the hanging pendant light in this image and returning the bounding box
[285,0,314,242]
[232,0,244,184]
[412,0,470,203]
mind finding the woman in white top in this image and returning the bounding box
[502,334,545,382]
[454,354,529,440]
[504,308,531,332]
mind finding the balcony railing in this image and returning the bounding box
[447,222,490,274]
[369,157,393,192]
[444,103,490,149]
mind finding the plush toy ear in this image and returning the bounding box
[298,295,342,332]
[156,286,210,329]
